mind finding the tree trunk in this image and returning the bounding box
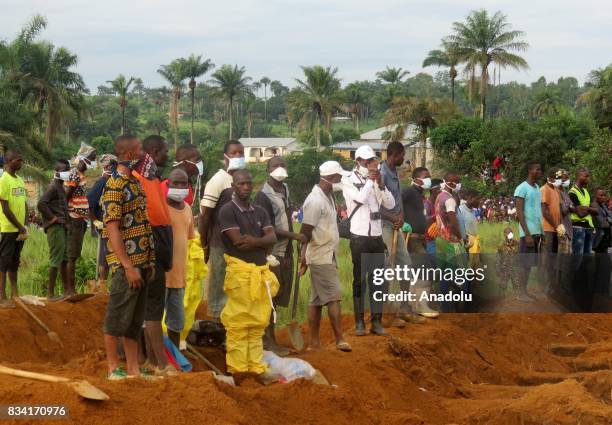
[451,76,455,105]
[356,114,360,132]
[247,111,252,138]
[172,90,179,152]
[190,87,195,144]
[480,65,488,120]
[315,114,320,150]
[420,128,428,167]
[229,97,234,140]
[121,105,125,135]
[264,86,268,122]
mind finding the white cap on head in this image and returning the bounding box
[319,161,349,177]
[355,145,376,160]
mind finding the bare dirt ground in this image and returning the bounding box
[0,295,610,425]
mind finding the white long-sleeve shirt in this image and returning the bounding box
[342,171,395,237]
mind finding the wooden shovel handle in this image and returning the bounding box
[0,364,70,383]
[13,297,53,333]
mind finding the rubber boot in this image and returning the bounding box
[353,297,366,336]
[263,322,289,356]
[370,314,388,336]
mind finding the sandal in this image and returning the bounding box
[107,367,128,381]
[336,341,352,352]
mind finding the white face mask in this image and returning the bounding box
[225,155,246,171]
[167,188,189,202]
[356,165,369,178]
[444,180,461,193]
[551,178,562,187]
[321,177,343,192]
[562,179,570,188]
[270,167,288,182]
[417,177,432,189]
[56,171,71,181]
[82,157,97,170]
[507,232,514,241]
[173,159,204,176]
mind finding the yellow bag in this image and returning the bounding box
[162,234,208,342]
[220,255,279,330]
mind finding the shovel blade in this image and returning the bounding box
[64,293,95,303]
[211,372,235,386]
[69,380,110,401]
[47,332,64,348]
[288,322,305,352]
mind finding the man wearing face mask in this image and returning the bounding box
[299,161,352,352]
[557,170,573,254]
[343,145,394,336]
[87,154,118,291]
[165,168,195,350]
[134,135,175,375]
[102,135,156,380]
[199,140,245,323]
[161,143,204,207]
[254,156,304,355]
[402,166,440,319]
[38,159,71,301]
[65,142,96,297]
[435,171,465,311]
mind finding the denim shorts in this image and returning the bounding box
[165,287,185,333]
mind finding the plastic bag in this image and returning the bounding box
[262,351,316,382]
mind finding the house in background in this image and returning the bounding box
[239,137,302,163]
[330,125,434,168]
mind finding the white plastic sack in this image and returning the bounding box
[263,350,316,382]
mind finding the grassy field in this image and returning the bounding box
[16,221,518,325]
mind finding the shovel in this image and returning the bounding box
[186,343,235,386]
[64,293,95,303]
[287,245,305,352]
[0,364,109,401]
[13,297,63,347]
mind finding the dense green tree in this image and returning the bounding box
[423,43,460,104]
[179,54,214,144]
[578,65,612,129]
[209,65,252,140]
[290,65,342,149]
[445,9,529,120]
[107,74,135,134]
[157,59,185,150]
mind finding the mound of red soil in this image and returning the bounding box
[0,296,610,425]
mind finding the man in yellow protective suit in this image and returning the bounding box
[217,169,279,376]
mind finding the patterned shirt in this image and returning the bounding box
[101,171,155,271]
[65,169,89,219]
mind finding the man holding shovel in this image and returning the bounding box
[254,156,306,355]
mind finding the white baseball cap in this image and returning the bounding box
[355,145,376,160]
[319,161,350,177]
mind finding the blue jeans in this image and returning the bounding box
[165,287,185,333]
[572,227,594,254]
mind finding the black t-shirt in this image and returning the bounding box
[401,185,427,234]
[218,199,273,266]
[210,187,235,247]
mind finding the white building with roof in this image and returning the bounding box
[238,137,302,163]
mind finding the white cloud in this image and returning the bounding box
[1,0,611,89]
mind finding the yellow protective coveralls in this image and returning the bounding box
[162,234,208,343]
[221,254,279,374]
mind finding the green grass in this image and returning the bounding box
[16,221,518,324]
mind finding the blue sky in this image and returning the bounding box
[1,0,611,91]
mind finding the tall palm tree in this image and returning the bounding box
[179,54,214,143]
[376,66,410,85]
[290,66,342,149]
[445,9,529,120]
[344,83,365,131]
[577,65,612,129]
[252,81,262,98]
[157,60,185,151]
[209,65,252,140]
[260,76,271,121]
[422,43,460,104]
[383,97,457,166]
[532,90,563,118]
[107,74,135,135]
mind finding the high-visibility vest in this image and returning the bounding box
[569,186,594,228]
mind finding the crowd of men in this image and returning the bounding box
[0,134,609,381]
